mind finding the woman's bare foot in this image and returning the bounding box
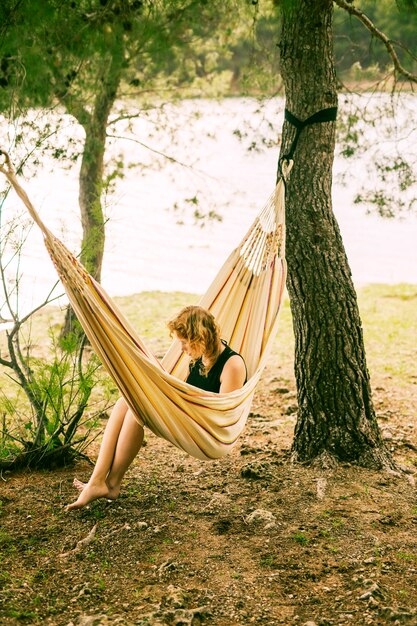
[73,478,86,493]
[66,480,120,511]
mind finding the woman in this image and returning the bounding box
[67,306,247,510]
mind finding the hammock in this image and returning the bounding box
[0,151,291,461]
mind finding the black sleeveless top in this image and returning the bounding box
[186,341,247,393]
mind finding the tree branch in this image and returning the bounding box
[106,134,197,170]
[0,355,12,367]
[334,0,417,84]
[106,133,220,183]
[50,59,92,128]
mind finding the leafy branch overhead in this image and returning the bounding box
[334,0,417,84]
[0,0,256,301]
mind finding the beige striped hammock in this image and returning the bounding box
[0,152,291,461]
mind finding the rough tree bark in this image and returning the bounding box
[278,0,394,469]
[78,102,112,282]
[61,53,122,337]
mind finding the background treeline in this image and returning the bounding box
[333,0,417,79]
[1,1,415,103]
[223,0,417,93]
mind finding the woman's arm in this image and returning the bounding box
[219,355,247,393]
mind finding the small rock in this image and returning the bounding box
[161,585,187,609]
[303,621,318,626]
[135,606,208,626]
[407,474,416,487]
[245,509,277,529]
[381,429,394,440]
[158,560,178,577]
[70,616,130,626]
[358,582,384,601]
[204,492,231,512]
[363,557,376,564]
[134,521,148,530]
[316,477,327,500]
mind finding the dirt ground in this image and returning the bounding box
[1,359,417,626]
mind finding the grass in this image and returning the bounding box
[292,531,310,545]
[358,284,417,386]
[1,283,416,413]
[0,292,416,626]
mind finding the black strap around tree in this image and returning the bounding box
[278,106,338,178]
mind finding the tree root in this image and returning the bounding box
[291,444,402,473]
[60,524,97,558]
[0,443,90,472]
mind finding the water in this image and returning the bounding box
[1,97,416,325]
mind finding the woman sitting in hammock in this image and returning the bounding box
[67,305,247,511]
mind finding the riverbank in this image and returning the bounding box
[0,284,417,625]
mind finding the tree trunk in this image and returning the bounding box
[61,56,122,338]
[278,0,394,469]
[78,118,107,281]
[61,115,109,338]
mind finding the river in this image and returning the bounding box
[1,96,416,323]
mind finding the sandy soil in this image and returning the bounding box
[1,364,416,626]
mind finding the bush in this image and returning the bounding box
[0,327,109,470]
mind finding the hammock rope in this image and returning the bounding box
[0,149,292,461]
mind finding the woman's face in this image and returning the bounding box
[176,335,203,360]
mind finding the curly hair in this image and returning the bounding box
[167,306,222,376]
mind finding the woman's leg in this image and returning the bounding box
[105,408,144,493]
[66,398,144,510]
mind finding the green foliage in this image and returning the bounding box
[0,0,262,285]
[218,2,283,95]
[334,0,417,79]
[396,0,417,9]
[0,330,107,469]
[0,0,257,118]
[292,531,310,545]
[336,93,417,216]
[0,209,111,470]
[354,160,417,217]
